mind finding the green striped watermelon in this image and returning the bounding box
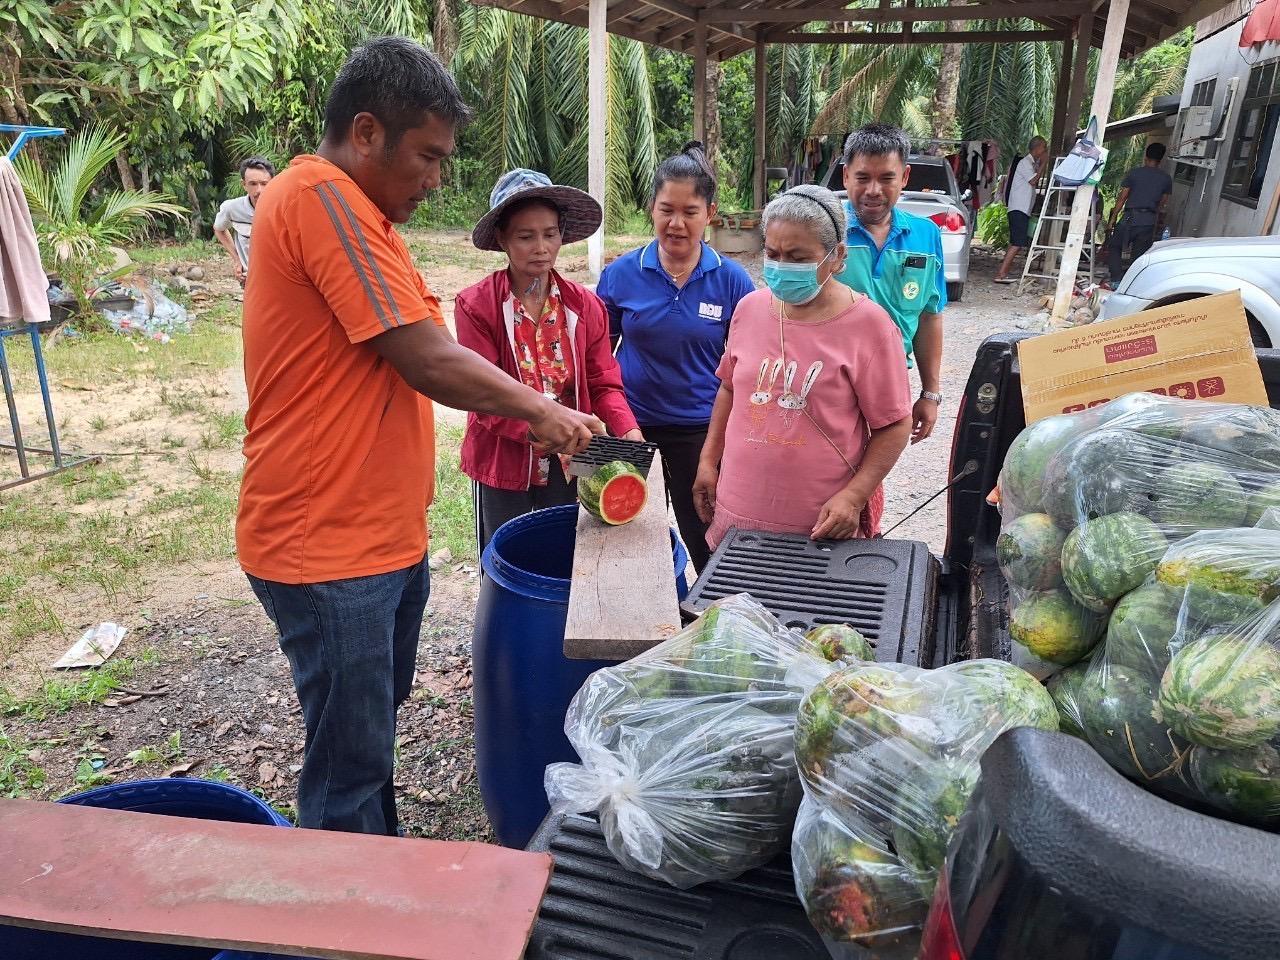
[1061,512,1168,612]
[578,460,647,525]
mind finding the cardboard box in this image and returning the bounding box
[1018,290,1268,424]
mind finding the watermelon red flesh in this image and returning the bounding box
[597,473,646,524]
[579,460,648,524]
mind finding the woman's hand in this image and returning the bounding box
[692,461,719,524]
[621,428,645,442]
[812,489,865,540]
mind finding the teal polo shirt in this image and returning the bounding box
[837,204,947,367]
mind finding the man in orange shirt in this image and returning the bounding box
[237,37,602,835]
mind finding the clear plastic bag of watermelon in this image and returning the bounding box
[791,657,1058,947]
[791,795,928,960]
[996,393,1280,679]
[545,593,832,888]
[1076,526,1280,830]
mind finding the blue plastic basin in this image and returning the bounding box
[473,504,689,848]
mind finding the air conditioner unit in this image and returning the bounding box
[1183,105,1215,139]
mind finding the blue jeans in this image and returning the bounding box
[247,557,429,835]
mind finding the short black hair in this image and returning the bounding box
[651,140,716,208]
[239,157,275,178]
[1145,142,1167,162]
[323,36,473,149]
[1030,135,1048,150]
[842,122,910,165]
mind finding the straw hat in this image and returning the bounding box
[471,168,602,252]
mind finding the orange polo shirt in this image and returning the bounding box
[236,155,445,584]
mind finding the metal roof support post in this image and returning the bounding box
[753,29,767,211]
[693,20,708,143]
[1052,0,1130,324]
[587,0,607,280]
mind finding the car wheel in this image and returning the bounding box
[947,281,964,303]
[1248,316,1272,349]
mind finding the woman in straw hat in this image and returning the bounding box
[456,169,642,551]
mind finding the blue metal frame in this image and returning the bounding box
[1,125,98,488]
[0,124,66,162]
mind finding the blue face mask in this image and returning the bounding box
[762,251,834,305]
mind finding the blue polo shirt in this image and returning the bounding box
[597,240,755,427]
[837,204,946,367]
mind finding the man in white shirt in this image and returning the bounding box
[214,157,275,286]
[994,136,1047,284]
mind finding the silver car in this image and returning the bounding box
[1098,236,1280,347]
[822,154,973,302]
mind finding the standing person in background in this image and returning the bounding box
[456,168,640,552]
[596,142,755,572]
[214,157,275,287]
[993,135,1048,285]
[237,37,602,837]
[837,123,946,445]
[1107,142,1173,283]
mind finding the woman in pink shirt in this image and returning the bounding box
[692,184,912,548]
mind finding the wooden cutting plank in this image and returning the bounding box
[0,798,552,960]
[565,453,682,660]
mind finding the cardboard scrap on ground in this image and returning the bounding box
[1018,290,1268,424]
[51,622,126,670]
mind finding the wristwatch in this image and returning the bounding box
[920,390,944,404]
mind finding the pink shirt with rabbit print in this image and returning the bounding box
[708,288,911,547]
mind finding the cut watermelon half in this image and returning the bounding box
[579,460,648,525]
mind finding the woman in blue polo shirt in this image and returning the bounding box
[596,141,755,571]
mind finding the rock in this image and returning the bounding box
[1014,318,1031,330]
[168,263,181,276]
[428,547,454,571]
[258,723,278,735]
[185,265,205,281]
[105,246,132,272]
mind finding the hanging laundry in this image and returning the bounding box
[0,157,50,324]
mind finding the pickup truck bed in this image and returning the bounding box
[525,334,1280,959]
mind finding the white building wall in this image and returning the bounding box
[1170,8,1280,238]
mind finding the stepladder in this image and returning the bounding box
[1018,156,1100,295]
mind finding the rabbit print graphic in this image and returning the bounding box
[746,355,823,443]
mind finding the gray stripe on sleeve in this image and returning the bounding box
[321,181,405,326]
[313,183,392,331]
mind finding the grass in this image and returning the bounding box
[0,655,152,721]
[127,238,221,266]
[430,425,478,562]
[0,731,49,797]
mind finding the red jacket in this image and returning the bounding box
[455,269,639,491]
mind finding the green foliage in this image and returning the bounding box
[977,202,1011,249]
[15,125,184,316]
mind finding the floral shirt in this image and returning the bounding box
[511,281,575,486]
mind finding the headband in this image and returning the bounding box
[786,191,843,245]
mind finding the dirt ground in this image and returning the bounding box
[0,227,1045,838]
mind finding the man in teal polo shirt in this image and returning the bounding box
[837,123,946,443]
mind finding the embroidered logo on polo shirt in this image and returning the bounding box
[698,302,724,320]
[902,281,920,301]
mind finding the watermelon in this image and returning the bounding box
[1043,429,1164,528]
[578,460,647,524]
[1149,461,1247,531]
[1158,634,1280,749]
[1157,529,1280,604]
[1090,391,1174,426]
[941,659,1060,733]
[1009,589,1105,667]
[1188,741,1280,826]
[795,804,926,948]
[1181,582,1266,632]
[891,758,979,898]
[807,623,874,664]
[1047,660,1091,738]
[1103,582,1184,681]
[1179,405,1280,468]
[1246,479,1280,526]
[1061,512,1168,612]
[1079,665,1191,784]
[996,514,1066,590]
[1000,414,1083,514]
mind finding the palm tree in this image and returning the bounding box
[451,5,656,224]
[16,125,185,312]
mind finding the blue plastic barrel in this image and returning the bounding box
[0,779,297,960]
[474,504,689,848]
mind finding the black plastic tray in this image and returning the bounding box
[567,436,658,479]
[680,528,939,667]
[524,812,829,960]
